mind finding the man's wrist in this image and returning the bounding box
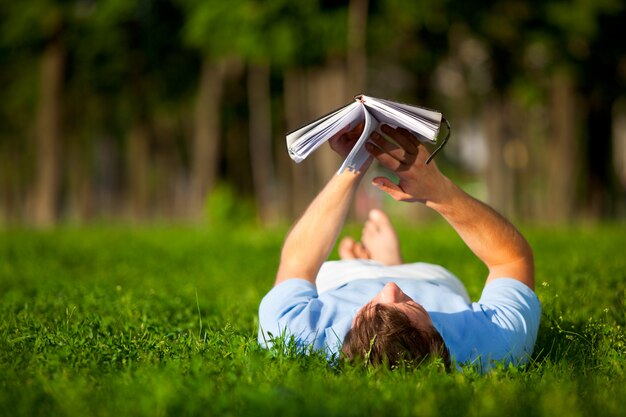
[425,176,463,213]
[336,166,368,183]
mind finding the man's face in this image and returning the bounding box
[354,282,432,328]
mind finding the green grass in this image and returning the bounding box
[1,222,626,416]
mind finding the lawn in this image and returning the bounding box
[1,221,625,416]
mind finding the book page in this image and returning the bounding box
[338,105,378,173]
[362,96,441,143]
[287,102,362,163]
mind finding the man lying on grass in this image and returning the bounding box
[258,124,540,371]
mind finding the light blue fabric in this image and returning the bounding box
[258,263,541,371]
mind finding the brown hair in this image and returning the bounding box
[341,303,451,370]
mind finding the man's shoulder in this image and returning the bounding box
[257,278,355,356]
[260,279,317,312]
[442,278,541,371]
[479,278,539,308]
[475,278,542,354]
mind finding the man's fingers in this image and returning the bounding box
[366,142,403,171]
[370,132,403,156]
[366,144,415,173]
[353,121,365,134]
[369,131,417,168]
[371,177,412,201]
[380,125,418,155]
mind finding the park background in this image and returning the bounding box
[1,0,626,226]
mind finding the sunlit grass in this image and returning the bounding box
[1,223,625,416]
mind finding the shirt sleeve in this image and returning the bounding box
[257,279,325,350]
[476,278,542,367]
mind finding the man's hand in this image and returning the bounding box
[365,125,451,205]
[329,122,364,159]
[365,124,534,290]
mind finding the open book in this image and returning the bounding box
[286,94,450,173]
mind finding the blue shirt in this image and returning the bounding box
[258,265,541,371]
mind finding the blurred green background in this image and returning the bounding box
[1,0,625,227]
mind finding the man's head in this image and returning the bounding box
[342,282,450,369]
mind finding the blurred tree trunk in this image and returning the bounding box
[584,94,618,217]
[284,70,316,217]
[188,57,228,219]
[508,103,531,220]
[126,121,151,220]
[0,145,24,223]
[248,62,279,224]
[67,135,93,222]
[546,72,578,222]
[31,39,65,227]
[92,134,123,219]
[307,63,348,183]
[483,94,515,217]
[152,118,183,219]
[283,64,357,220]
[347,0,368,94]
[579,9,625,219]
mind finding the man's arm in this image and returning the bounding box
[275,169,366,287]
[275,124,370,287]
[367,125,534,290]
